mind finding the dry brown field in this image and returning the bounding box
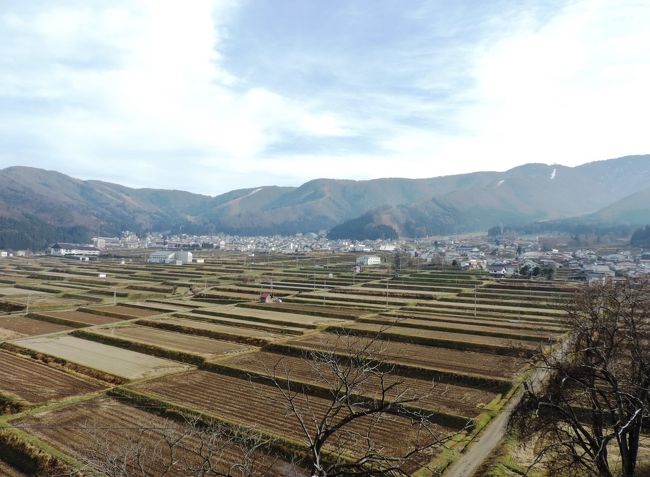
[0,315,72,339]
[354,316,558,342]
[241,302,370,319]
[0,350,104,405]
[0,460,26,477]
[337,321,548,354]
[132,370,452,471]
[13,397,304,477]
[35,310,125,326]
[379,311,565,332]
[84,305,163,318]
[146,316,288,342]
[192,305,350,328]
[283,333,527,381]
[90,325,254,357]
[11,335,190,380]
[219,350,495,418]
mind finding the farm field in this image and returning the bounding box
[0,253,580,475]
[374,311,566,334]
[10,335,190,380]
[0,459,26,477]
[217,350,496,418]
[280,333,527,383]
[241,301,371,319]
[131,370,453,471]
[12,397,305,477]
[0,287,48,296]
[89,324,254,357]
[334,321,550,355]
[360,315,558,342]
[32,310,126,326]
[143,315,290,343]
[0,315,72,339]
[83,304,163,318]
[191,304,350,328]
[0,349,104,407]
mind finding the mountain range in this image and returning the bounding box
[0,154,649,249]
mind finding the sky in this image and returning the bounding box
[1,0,649,195]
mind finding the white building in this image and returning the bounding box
[356,255,381,266]
[49,243,100,257]
[0,250,7,258]
[147,250,193,265]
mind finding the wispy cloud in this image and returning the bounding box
[0,0,648,193]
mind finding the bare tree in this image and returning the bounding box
[512,278,650,477]
[75,414,300,477]
[265,329,460,476]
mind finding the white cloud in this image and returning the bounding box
[0,0,351,193]
[0,0,648,193]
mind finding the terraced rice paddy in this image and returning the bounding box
[83,304,163,318]
[0,253,580,475]
[89,324,254,357]
[0,349,103,406]
[132,370,452,471]
[215,350,495,418]
[191,305,349,328]
[13,397,305,477]
[141,315,289,344]
[0,315,72,339]
[32,310,126,326]
[332,321,543,357]
[11,335,190,380]
[279,333,526,384]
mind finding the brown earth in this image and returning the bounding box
[220,350,495,418]
[91,325,254,357]
[14,397,304,477]
[0,350,104,405]
[284,333,527,380]
[133,370,452,472]
[0,315,72,338]
[37,310,124,326]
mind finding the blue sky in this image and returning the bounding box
[1,0,649,194]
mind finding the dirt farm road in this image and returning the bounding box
[445,346,560,477]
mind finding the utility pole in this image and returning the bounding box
[26,293,30,315]
[474,284,477,318]
[113,288,117,306]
